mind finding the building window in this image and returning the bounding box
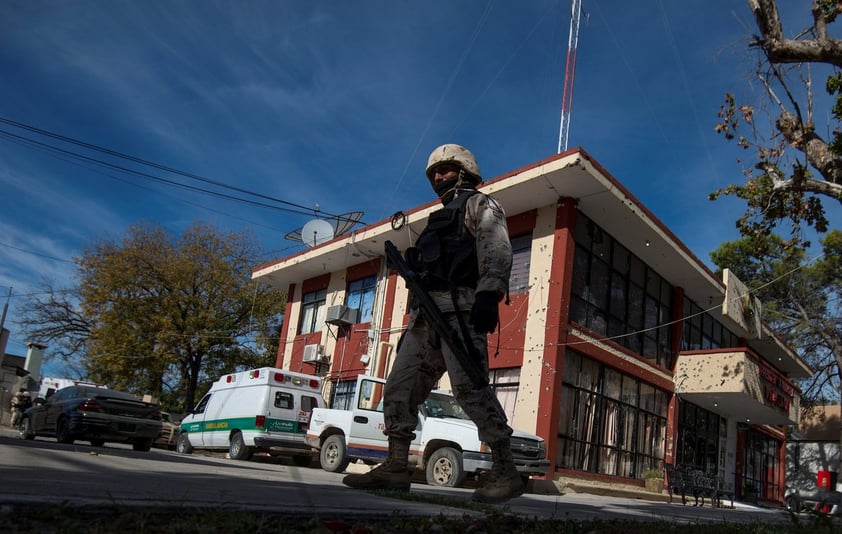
[299,289,327,334]
[675,401,720,474]
[741,427,782,502]
[346,275,377,324]
[330,379,356,410]
[570,213,673,367]
[509,234,532,294]
[490,368,520,426]
[681,298,740,351]
[557,351,668,478]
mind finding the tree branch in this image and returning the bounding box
[749,0,842,67]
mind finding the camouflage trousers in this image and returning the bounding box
[383,312,513,444]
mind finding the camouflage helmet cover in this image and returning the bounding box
[425,144,482,183]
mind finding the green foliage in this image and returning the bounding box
[642,468,663,479]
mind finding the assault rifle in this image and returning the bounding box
[384,240,489,390]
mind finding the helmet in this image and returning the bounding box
[425,144,482,184]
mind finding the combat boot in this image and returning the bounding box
[342,438,412,491]
[472,439,524,503]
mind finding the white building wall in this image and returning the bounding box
[512,203,558,436]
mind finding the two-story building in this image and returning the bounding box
[252,148,811,503]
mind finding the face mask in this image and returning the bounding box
[433,176,460,199]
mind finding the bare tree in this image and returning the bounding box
[16,280,91,378]
[713,0,842,252]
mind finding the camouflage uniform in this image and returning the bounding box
[344,144,522,503]
[10,389,31,428]
[383,190,513,444]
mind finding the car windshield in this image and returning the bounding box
[423,392,470,420]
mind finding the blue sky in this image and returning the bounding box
[0,1,819,371]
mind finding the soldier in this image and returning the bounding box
[343,144,521,503]
[10,388,32,428]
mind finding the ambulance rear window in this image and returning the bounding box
[274,392,294,409]
[300,396,319,412]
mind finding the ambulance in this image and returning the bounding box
[176,367,326,465]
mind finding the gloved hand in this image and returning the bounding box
[470,291,500,334]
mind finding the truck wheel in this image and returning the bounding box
[320,434,350,473]
[229,431,253,460]
[425,447,465,487]
[176,432,193,454]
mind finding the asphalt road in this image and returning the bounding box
[0,426,798,525]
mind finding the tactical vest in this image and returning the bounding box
[415,190,480,291]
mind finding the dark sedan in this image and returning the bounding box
[18,385,162,451]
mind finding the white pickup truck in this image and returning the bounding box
[305,374,550,487]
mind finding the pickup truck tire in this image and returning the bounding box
[425,447,465,487]
[176,432,193,454]
[229,431,253,460]
[320,434,350,473]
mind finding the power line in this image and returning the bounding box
[0,116,366,225]
[0,128,319,217]
[0,240,75,263]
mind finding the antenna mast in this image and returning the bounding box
[558,0,583,154]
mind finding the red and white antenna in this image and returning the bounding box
[558,0,583,154]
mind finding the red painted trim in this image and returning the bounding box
[537,197,577,473]
[566,332,674,392]
[566,325,674,385]
[291,332,323,373]
[348,258,381,281]
[492,292,527,368]
[302,273,330,294]
[275,283,296,368]
[506,209,536,237]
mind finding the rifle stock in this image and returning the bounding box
[384,240,489,389]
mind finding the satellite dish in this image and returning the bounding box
[284,211,365,244]
[300,219,335,248]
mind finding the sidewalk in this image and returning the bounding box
[346,458,774,512]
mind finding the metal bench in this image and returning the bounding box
[664,463,690,505]
[665,464,733,507]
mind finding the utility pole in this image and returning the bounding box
[0,287,10,358]
[558,0,583,154]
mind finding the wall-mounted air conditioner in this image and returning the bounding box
[325,304,359,326]
[302,344,325,363]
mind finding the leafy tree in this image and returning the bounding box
[713,0,842,253]
[709,231,842,406]
[19,222,286,411]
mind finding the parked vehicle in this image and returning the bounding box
[305,374,551,487]
[18,385,162,451]
[177,367,326,465]
[153,411,181,450]
[38,377,106,400]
